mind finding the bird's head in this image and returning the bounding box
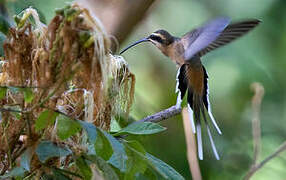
[120,29,175,54]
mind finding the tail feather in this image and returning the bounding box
[202,66,222,134]
[176,63,222,160]
[196,120,203,160]
[201,107,220,160]
[193,95,203,160]
[187,87,196,134]
[206,125,220,160]
[176,65,188,108]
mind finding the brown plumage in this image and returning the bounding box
[120,17,261,160]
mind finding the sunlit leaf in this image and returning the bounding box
[95,129,113,161]
[78,120,97,144]
[20,147,33,171]
[146,153,184,180]
[115,122,166,136]
[75,156,92,180]
[0,87,7,100]
[87,155,119,180]
[36,141,72,163]
[57,114,82,140]
[35,110,58,131]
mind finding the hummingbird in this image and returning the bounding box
[120,17,261,160]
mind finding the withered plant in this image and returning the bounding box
[0,4,184,180]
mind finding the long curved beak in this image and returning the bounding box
[120,38,149,54]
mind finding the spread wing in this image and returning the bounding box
[183,18,261,60]
[183,17,231,60]
[197,19,261,57]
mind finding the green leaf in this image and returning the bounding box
[110,118,122,133]
[123,141,148,180]
[35,110,58,131]
[115,122,166,136]
[0,87,7,100]
[36,141,72,163]
[57,114,82,140]
[0,16,10,35]
[146,153,184,180]
[136,167,157,180]
[125,141,146,155]
[78,120,97,144]
[104,132,127,172]
[23,88,34,103]
[52,169,72,180]
[87,155,119,180]
[0,167,26,178]
[95,129,113,161]
[20,148,33,171]
[75,156,92,180]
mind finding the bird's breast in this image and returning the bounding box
[166,42,185,66]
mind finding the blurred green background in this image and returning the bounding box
[2,0,286,179]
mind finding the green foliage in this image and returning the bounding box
[146,153,184,180]
[35,141,72,163]
[1,87,35,103]
[22,88,34,103]
[56,114,82,140]
[75,156,92,180]
[114,122,166,136]
[2,111,183,179]
[95,129,113,161]
[87,155,119,180]
[124,140,148,180]
[0,87,7,100]
[0,16,11,35]
[78,120,97,143]
[20,148,33,171]
[104,131,128,171]
[35,110,59,131]
[52,169,72,180]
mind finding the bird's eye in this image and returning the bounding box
[149,35,164,43]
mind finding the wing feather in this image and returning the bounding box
[197,19,261,56]
[182,18,261,59]
[183,17,231,60]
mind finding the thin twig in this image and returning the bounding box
[251,82,264,164]
[244,141,286,180]
[139,105,182,123]
[182,108,202,180]
[244,82,286,179]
